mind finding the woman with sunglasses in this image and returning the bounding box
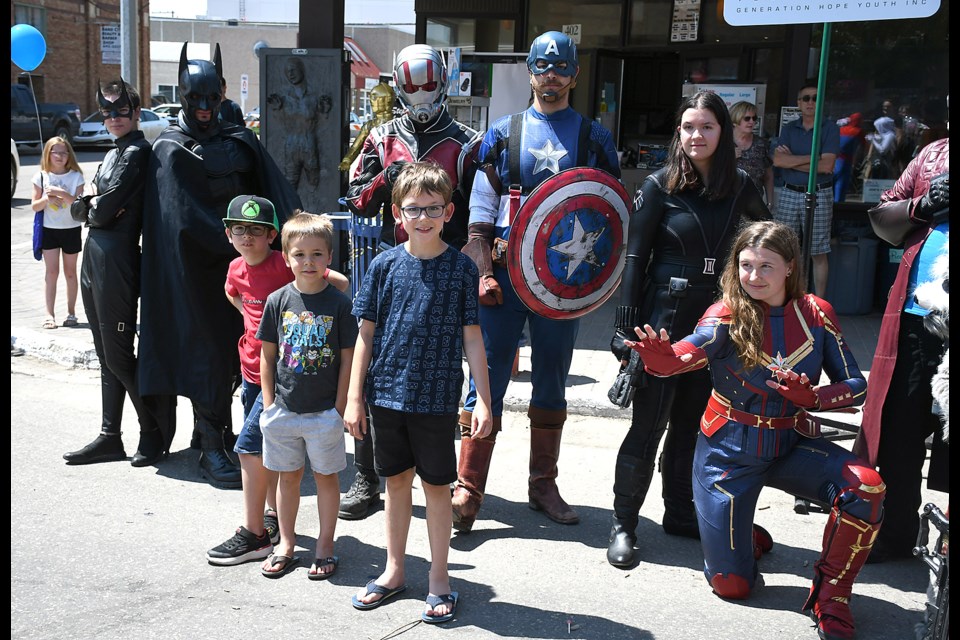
[730,101,774,208]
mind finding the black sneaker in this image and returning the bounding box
[263,511,280,545]
[206,526,272,566]
[338,471,380,520]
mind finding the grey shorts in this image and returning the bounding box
[260,404,347,475]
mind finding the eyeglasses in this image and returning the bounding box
[741,115,758,122]
[229,224,269,237]
[799,95,817,103]
[50,151,69,157]
[400,205,446,219]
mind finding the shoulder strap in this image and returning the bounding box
[508,112,523,190]
[576,117,592,167]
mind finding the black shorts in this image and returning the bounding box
[41,226,82,254]
[368,406,457,486]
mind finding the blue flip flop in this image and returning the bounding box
[421,591,459,624]
[351,579,407,610]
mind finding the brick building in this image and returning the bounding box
[11,1,151,117]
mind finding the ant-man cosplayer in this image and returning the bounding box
[340,44,481,519]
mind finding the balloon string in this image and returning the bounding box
[25,73,44,147]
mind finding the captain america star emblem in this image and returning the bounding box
[507,168,630,319]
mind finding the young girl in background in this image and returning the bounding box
[31,136,84,329]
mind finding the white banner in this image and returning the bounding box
[101,24,121,65]
[724,0,940,26]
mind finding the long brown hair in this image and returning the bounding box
[719,221,806,369]
[662,90,738,200]
[40,137,82,175]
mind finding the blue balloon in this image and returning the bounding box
[11,24,47,72]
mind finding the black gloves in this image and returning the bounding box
[610,329,632,362]
[384,160,407,189]
[917,172,949,222]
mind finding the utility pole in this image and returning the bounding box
[120,0,139,87]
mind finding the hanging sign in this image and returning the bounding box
[724,0,940,26]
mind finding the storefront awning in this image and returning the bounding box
[344,37,380,84]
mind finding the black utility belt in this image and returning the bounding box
[784,181,832,193]
[655,276,718,298]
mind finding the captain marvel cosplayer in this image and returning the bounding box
[627,221,885,640]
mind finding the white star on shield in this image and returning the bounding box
[549,213,605,280]
[529,139,568,175]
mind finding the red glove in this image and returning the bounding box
[765,367,819,408]
[479,275,503,306]
[626,325,704,376]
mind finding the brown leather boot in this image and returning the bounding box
[528,407,578,524]
[451,411,498,533]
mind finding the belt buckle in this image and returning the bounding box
[756,415,771,428]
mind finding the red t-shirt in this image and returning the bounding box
[225,251,295,385]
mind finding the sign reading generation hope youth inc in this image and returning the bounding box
[724,0,940,26]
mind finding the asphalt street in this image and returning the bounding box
[10,144,947,640]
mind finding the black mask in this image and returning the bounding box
[97,77,134,120]
[177,42,224,132]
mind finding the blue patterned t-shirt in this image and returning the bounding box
[353,244,480,414]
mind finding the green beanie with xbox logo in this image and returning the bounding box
[223,195,280,231]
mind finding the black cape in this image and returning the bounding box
[137,123,301,408]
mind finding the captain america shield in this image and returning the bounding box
[507,167,630,319]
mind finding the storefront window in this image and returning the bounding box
[628,0,674,45]
[426,18,515,52]
[528,0,622,49]
[815,15,949,203]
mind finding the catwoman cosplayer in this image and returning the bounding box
[65,79,175,467]
[137,44,301,488]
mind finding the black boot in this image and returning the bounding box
[63,432,127,465]
[197,420,242,489]
[659,439,701,539]
[607,454,654,567]
[339,428,380,520]
[131,428,167,467]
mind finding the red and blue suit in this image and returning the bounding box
[636,295,884,639]
[345,105,481,250]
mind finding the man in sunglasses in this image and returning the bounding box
[341,44,482,520]
[452,31,621,531]
[773,79,840,297]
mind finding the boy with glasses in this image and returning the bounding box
[772,79,840,297]
[207,196,347,566]
[345,162,492,622]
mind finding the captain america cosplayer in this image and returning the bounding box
[340,44,482,520]
[628,221,884,640]
[452,31,621,531]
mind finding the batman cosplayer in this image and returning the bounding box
[64,78,176,468]
[137,44,301,488]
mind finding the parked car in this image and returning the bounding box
[74,108,169,147]
[11,83,82,146]
[11,138,20,201]
[350,111,362,143]
[244,107,260,136]
[152,103,182,125]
